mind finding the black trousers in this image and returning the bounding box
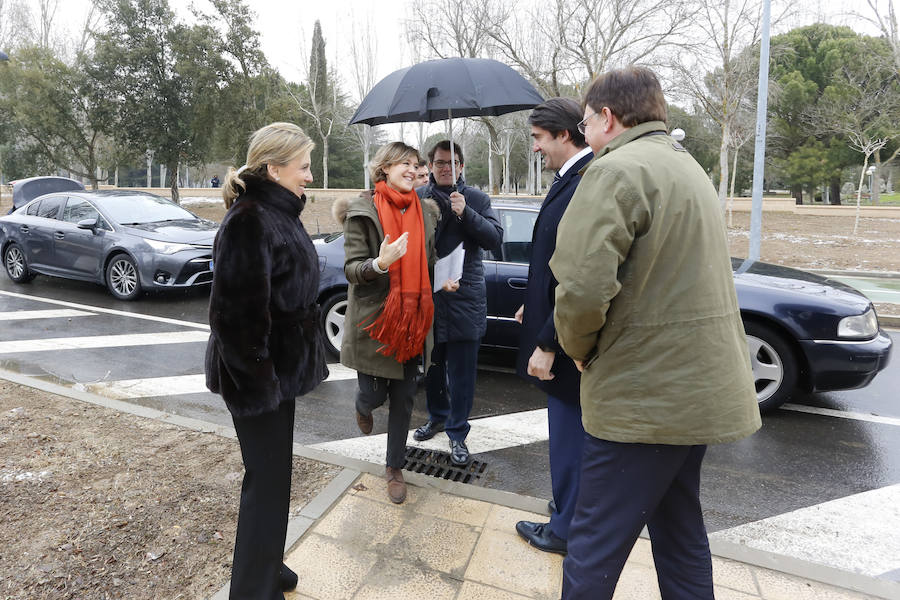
[562,435,712,600]
[229,400,295,600]
[356,359,418,469]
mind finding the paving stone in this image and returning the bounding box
[351,556,459,600]
[611,562,662,600]
[380,512,481,577]
[313,494,407,550]
[625,539,656,567]
[482,504,546,533]
[465,528,563,600]
[346,472,424,506]
[413,488,492,527]
[456,581,534,599]
[284,533,378,600]
[753,567,875,600]
[712,556,761,595]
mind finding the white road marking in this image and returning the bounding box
[0,309,95,320]
[0,290,210,330]
[860,288,900,295]
[311,408,549,464]
[781,403,900,427]
[85,363,358,399]
[710,484,900,579]
[0,331,210,354]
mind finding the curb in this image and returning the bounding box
[1,369,897,600]
[810,269,900,279]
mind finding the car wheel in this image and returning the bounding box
[106,253,141,301]
[321,291,347,356]
[3,243,36,283]
[743,320,799,412]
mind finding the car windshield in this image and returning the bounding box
[96,194,198,225]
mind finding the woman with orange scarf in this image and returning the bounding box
[333,141,452,503]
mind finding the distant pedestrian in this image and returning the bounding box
[551,67,761,599]
[413,141,503,468]
[211,174,220,188]
[205,122,329,598]
[513,98,593,556]
[333,141,446,504]
[415,160,429,188]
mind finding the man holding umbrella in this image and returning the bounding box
[413,141,503,467]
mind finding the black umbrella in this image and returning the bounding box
[350,57,544,182]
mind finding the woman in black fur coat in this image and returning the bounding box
[205,122,328,599]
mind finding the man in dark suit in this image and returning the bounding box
[514,98,593,555]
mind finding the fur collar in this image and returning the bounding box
[332,192,439,226]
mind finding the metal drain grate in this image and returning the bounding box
[403,446,487,485]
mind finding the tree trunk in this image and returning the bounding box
[717,121,729,212]
[322,136,329,189]
[114,166,119,188]
[526,147,534,195]
[480,119,502,195]
[873,150,882,205]
[363,135,370,190]
[854,156,870,235]
[146,151,153,187]
[169,161,180,204]
[728,148,739,228]
[829,178,841,205]
[792,184,803,205]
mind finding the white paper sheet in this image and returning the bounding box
[433,242,465,292]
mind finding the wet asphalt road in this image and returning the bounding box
[0,275,898,534]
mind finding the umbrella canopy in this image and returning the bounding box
[349,57,544,126]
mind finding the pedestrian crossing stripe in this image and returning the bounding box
[0,309,95,320]
[0,331,210,354]
[85,364,359,399]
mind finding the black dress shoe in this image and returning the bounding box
[280,563,298,591]
[413,419,445,441]
[515,520,567,555]
[449,439,470,466]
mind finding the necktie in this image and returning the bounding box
[552,171,561,187]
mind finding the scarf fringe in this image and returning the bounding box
[364,287,434,363]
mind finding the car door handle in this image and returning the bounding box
[54,231,65,239]
[507,277,528,289]
[20,226,29,234]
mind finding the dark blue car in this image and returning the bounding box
[314,200,892,411]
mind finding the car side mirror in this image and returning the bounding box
[76,218,98,233]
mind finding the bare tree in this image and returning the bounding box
[814,57,900,233]
[862,0,900,74]
[557,0,698,81]
[674,0,771,212]
[348,14,379,189]
[406,0,507,193]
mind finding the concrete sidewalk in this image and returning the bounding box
[211,467,889,600]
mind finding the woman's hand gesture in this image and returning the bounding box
[376,232,409,270]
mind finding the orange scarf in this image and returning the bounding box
[363,180,434,363]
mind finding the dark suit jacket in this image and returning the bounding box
[515,150,593,401]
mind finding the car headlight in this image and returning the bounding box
[144,238,194,254]
[837,308,878,339]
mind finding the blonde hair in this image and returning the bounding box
[369,142,421,185]
[223,122,315,208]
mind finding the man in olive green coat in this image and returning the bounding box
[550,67,761,600]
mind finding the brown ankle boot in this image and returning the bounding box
[385,467,407,504]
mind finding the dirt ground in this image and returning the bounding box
[0,381,340,600]
[186,198,900,274]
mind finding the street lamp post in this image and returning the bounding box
[0,50,8,194]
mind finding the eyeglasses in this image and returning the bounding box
[432,159,461,169]
[577,112,602,135]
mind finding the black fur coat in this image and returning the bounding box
[205,175,328,417]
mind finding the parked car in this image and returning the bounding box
[8,176,85,214]
[314,199,892,411]
[0,185,217,300]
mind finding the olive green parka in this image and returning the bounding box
[333,193,440,379]
[550,121,761,445]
